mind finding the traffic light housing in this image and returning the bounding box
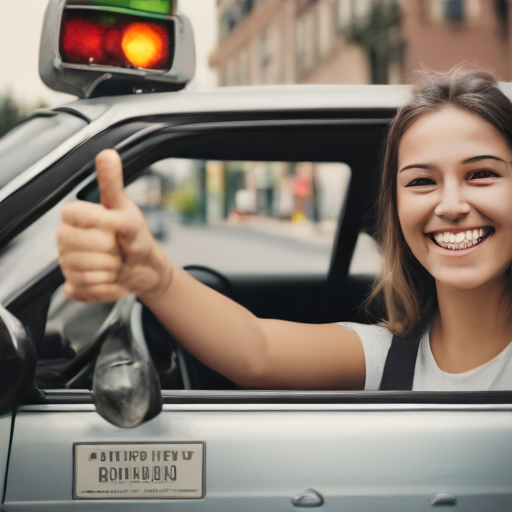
[39,0,195,98]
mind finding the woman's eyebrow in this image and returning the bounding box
[399,163,436,173]
[461,155,507,164]
[399,155,509,173]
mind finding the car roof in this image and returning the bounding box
[55,81,512,124]
[57,84,412,124]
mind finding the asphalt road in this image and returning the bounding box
[156,220,381,276]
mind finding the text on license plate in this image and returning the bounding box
[74,442,205,499]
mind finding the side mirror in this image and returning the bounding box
[0,306,36,416]
[92,294,162,428]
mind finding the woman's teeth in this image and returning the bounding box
[431,228,487,250]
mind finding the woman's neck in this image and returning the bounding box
[431,275,512,373]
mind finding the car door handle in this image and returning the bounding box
[291,488,326,508]
[429,493,457,506]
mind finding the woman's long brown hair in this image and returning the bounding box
[367,65,512,336]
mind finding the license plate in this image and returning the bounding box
[74,442,205,499]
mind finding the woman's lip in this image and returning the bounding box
[426,229,493,256]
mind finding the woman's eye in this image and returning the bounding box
[470,170,499,180]
[405,178,436,187]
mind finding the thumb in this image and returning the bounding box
[96,149,129,210]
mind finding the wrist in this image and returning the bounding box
[138,245,174,303]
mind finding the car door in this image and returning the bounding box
[0,412,11,505]
[2,109,512,512]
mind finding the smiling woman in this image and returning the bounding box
[357,66,512,389]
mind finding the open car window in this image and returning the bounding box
[0,116,389,394]
[0,112,509,402]
[126,158,356,276]
[0,111,399,394]
[24,156,381,392]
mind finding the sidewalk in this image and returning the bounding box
[224,215,336,249]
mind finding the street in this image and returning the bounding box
[157,219,381,276]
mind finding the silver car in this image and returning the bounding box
[1,0,512,510]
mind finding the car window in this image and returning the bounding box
[0,156,380,306]
[126,158,354,275]
[0,113,87,189]
[349,231,381,276]
[0,199,64,305]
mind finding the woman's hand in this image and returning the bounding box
[57,149,172,303]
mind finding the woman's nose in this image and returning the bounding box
[434,184,470,221]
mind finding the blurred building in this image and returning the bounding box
[209,0,511,85]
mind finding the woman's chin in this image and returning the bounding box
[432,269,506,291]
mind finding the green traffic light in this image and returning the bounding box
[67,0,176,15]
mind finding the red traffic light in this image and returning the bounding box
[60,11,171,71]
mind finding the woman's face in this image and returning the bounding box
[397,106,512,290]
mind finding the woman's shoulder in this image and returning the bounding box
[338,321,393,343]
[337,321,394,390]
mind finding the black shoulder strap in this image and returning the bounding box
[379,334,421,390]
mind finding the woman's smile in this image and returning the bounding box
[397,106,512,290]
[426,226,493,252]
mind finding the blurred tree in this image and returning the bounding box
[170,185,201,222]
[344,1,403,85]
[0,92,49,138]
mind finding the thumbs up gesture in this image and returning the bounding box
[57,150,172,302]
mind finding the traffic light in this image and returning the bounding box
[60,11,172,71]
[39,0,195,97]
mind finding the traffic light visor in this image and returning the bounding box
[59,11,172,71]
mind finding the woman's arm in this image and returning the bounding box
[140,265,365,389]
[57,150,365,390]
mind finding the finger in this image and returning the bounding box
[63,270,120,287]
[63,282,129,303]
[62,283,90,302]
[57,224,120,255]
[95,149,129,211]
[59,252,122,272]
[61,201,126,231]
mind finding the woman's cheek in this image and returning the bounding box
[466,186,509,223]
[397,193,424,237]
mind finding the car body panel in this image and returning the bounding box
[4,405,512,511]
[0,414,12,502]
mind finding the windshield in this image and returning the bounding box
[0,113,87,189]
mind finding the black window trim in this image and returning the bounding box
[35,389,512,406]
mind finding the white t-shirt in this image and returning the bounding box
[340,322,512,391]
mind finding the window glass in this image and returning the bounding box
[0,113,87,189]
[338,0,353,29]
[126,158,352,275]
[349,231,381,276]
[0,198,64,304]
[444,0,465,20]
[318,1,334,57]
